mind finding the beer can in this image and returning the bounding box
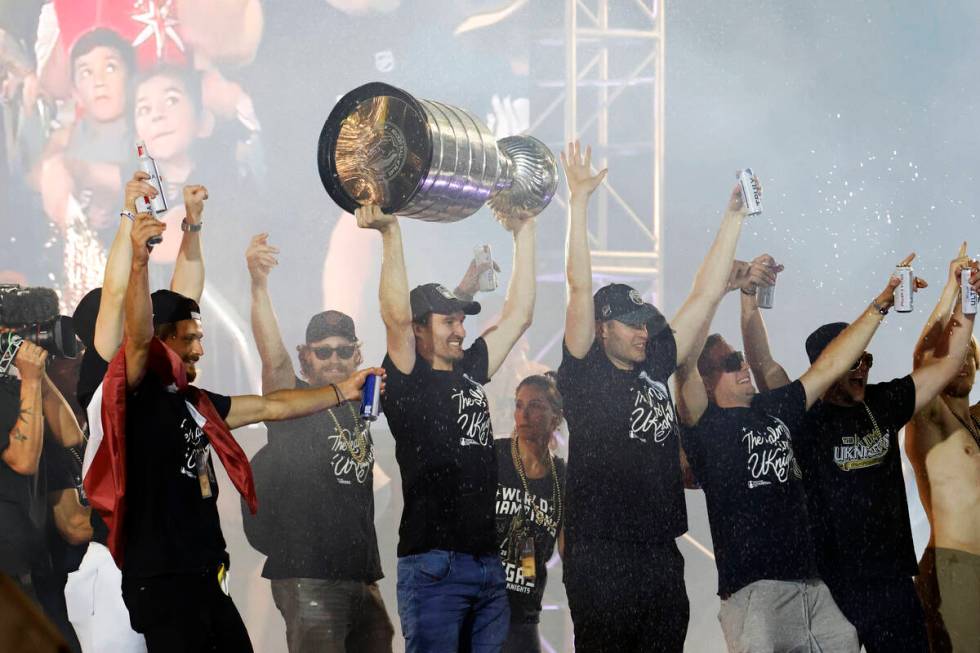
[737,168,762,216]
[962,268,978,315]
[135,141,168,245]
[474,245,497,292]
[895,266,914,313]
[757,280,776,309]
[359,373,381,421]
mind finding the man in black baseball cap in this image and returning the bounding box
[357,201,538,652]
[556,140,755,651]
[407,283,482,366]
[300,309,364,385]
[104,215,381,653]
[793,250,979,653]
[243,233,395,652]
[149,289,204,382]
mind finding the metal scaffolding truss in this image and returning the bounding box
[530,0,665,303]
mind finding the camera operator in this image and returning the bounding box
[0,333,85,604]
[33,356,92,653]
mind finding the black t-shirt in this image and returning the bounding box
[797,376,918,580]
[0,376,53,575]
[382,338,497,557]
[494,438,565,624]
[684,381,817,596]
[122,372,231,577]
[252,377,382,582]
[557,330,686,545]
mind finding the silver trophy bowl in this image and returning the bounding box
[318,82,558,222]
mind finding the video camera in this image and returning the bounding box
[0,285,78,375]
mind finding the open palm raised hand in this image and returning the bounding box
[561,140,607,200]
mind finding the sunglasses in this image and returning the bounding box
[311,345,357,360]
[849,352,873,372]
[720,351,746,373]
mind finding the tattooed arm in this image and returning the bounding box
[1,342,47,475]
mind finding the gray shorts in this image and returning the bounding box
[936,548,980,653]
[718,579,859,653]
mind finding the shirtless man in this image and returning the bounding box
[924,417,980,653]
[907,245,980,653]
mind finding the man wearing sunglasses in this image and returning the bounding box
[356,200,537,653]
[789,251,979,653]
[674,257,946,653]
[244,233,395,653]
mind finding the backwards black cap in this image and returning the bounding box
[805,322,849,364]
[72,287,102,350]
[151,290,200,327]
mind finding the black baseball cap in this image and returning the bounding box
[151,290,200,327]
[72,287,102,350]
[410,283,481,322]
[593,283,668,334]
[306,310,357,343]
[805,322,848,363]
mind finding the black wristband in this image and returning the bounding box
[329,383,343,405]
[740,287,757,296]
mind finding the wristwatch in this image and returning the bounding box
[181,219,203,233]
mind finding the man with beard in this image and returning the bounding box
[358,199,537,652]
[789,249,979,653]
[64,169,206,653]
[908,250,980,653]
[244,232,394,653]
[98,212,384,652]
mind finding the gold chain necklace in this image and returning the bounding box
[511,436,562,529]
[326,402,370,465]
[861,402,884,446]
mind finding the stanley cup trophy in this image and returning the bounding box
[317,82,559,222]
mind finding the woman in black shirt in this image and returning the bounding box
[495,374,567,653]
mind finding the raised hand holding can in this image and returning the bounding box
[135,141,168,245]
[737,168,762,216]
[359,373,382,421]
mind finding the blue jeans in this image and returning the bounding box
[396,550,509,653]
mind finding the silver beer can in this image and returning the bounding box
[757,279,776,309]
[895,266,914,313]
[135,141,168,216]
[962,268,978,315]
[737,168,762,216]
[474,245,497,292]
